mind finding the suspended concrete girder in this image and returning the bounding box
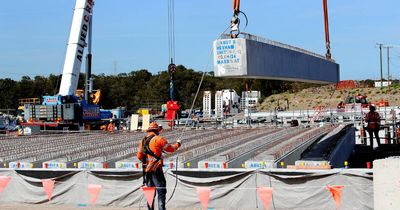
[213,35,340,84]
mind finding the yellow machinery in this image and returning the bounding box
[76,89,101,105]
[137,108,152,116]
[18,98,40,112]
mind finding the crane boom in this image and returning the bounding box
[59,0,94,96]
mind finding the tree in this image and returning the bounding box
[0,78,18,108]
[0,66,302,111]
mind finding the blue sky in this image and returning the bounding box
[0,0,399,81]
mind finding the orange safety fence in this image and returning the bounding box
[336,80,357,90]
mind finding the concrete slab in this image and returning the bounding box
[374,158,400,210]
[213,34,340,84]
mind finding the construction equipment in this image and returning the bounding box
[17,98,40,115]
[337,95,368,111]
[75,89,102,105]
[343,95,369,109]
[137,108,152,116]
[23,0,112,130]
[376,99,389,107]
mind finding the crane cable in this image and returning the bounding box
[165,0,178,204]
[168,0,176,64]
[166,24,233,204]
[323,0,331,60]
[167,0,248,202]
[167,0,177,101]
[166,0,243,204]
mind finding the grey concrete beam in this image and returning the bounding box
[213,35,340,84]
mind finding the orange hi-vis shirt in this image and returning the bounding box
[365,111,381,129]
[137,132,180,172]
[107,123,115,132]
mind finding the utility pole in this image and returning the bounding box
[386,46,392,88]
[113,61,118,75]
[377,43,383,89]
[383,45,400,86]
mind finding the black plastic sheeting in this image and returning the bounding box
[301,124,354,163]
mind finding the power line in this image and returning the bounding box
[391,48,400,57]
[390,60,400,67]
[376,43,400,86]
[0,71,41,76]
[0,72,29,76]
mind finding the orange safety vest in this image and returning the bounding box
[366,112,380,130]
[137,132,180,172]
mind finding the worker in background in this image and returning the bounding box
[107,119,115,132]
[365,104,381,149]
[337,101,345,110]
[17,125,23,136]
[137,122,181,210]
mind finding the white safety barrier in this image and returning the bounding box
[163,161,183,169]
[115,161,141,169]
[9,162,33,169]
[198,161,227,169]
[244,161,275,169]
[78,162,103,169]
[42,162,67,169]
[295,160,330,167]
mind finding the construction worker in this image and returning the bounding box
[137,122,181,210]
[337,101,345,110]
[107,119,115,132]
[365,104,381,149]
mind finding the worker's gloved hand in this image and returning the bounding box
[176,139,182,146]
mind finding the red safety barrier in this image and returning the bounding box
[336,80,357,90]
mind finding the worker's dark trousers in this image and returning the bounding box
[367,128,380,148]
[145,168,167,210]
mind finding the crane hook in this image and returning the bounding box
[230,0,248,38]
[230,0,241,38]
[230,12,240,38]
